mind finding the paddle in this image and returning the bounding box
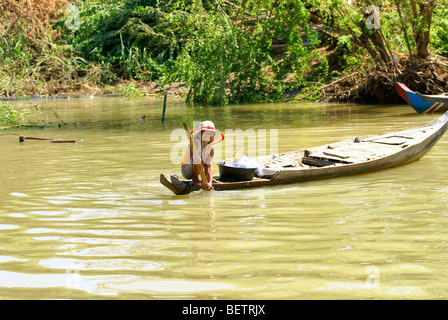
[183,122,210,190]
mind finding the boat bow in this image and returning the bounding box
[396,82,448,113]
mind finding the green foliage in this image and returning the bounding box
[167,0,325,104]
[163,4,277,105]
[308,0,444,64]
[0,102,19,124]
[431,5,448,57]
[3,0,448,104]
[118,82,142,100]
[67,0,182,80]
[65,0,323,105]
[0,99,64,126]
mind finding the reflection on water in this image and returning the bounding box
[1,98,448,299]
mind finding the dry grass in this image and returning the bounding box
[0,0,105,97]
[0,0,71,51]
[0,0,70,29]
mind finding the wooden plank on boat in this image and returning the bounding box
[302,157,335,167]
[322,151,350,159]
[324,142,401,159]
[366,135,418,145]
[266,155,299,168]
[306,151,353,164]
[260,168,280,178]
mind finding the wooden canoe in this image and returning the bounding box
[161,111,448,195]
[396,82,448,114]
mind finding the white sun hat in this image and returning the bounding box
[190,120,225,145]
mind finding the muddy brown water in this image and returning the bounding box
[1,97,448,299]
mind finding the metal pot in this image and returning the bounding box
[218,161,256,181]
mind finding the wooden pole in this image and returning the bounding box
[161,93,167,123]
[182,122,210,189]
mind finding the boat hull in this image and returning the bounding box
[161,112,448,195]
[396,82,448,114]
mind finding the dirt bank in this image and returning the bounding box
[320,54,448,104]
[3,54,448,105]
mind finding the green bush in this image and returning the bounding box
[431,5,448,57]
[0,102,19,125]
[66,0,323,105]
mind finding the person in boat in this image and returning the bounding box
[181,120,225,191]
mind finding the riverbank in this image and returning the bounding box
[0,80,189,101]
[1,0,447,105]
[315,54,448,104]
[3,54,448,105]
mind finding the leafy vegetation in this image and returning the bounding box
[0,100,61,126]
[0,102,19,125]
[1,0,448,105]
[118,82,143,100]
[67,0,325,104]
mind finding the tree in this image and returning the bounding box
[407,0,437,58]
[312,0,439,67]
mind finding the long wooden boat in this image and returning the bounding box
[161,112,448,195]
[396,82,448,114]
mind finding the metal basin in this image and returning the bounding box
[218,162,256,181]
